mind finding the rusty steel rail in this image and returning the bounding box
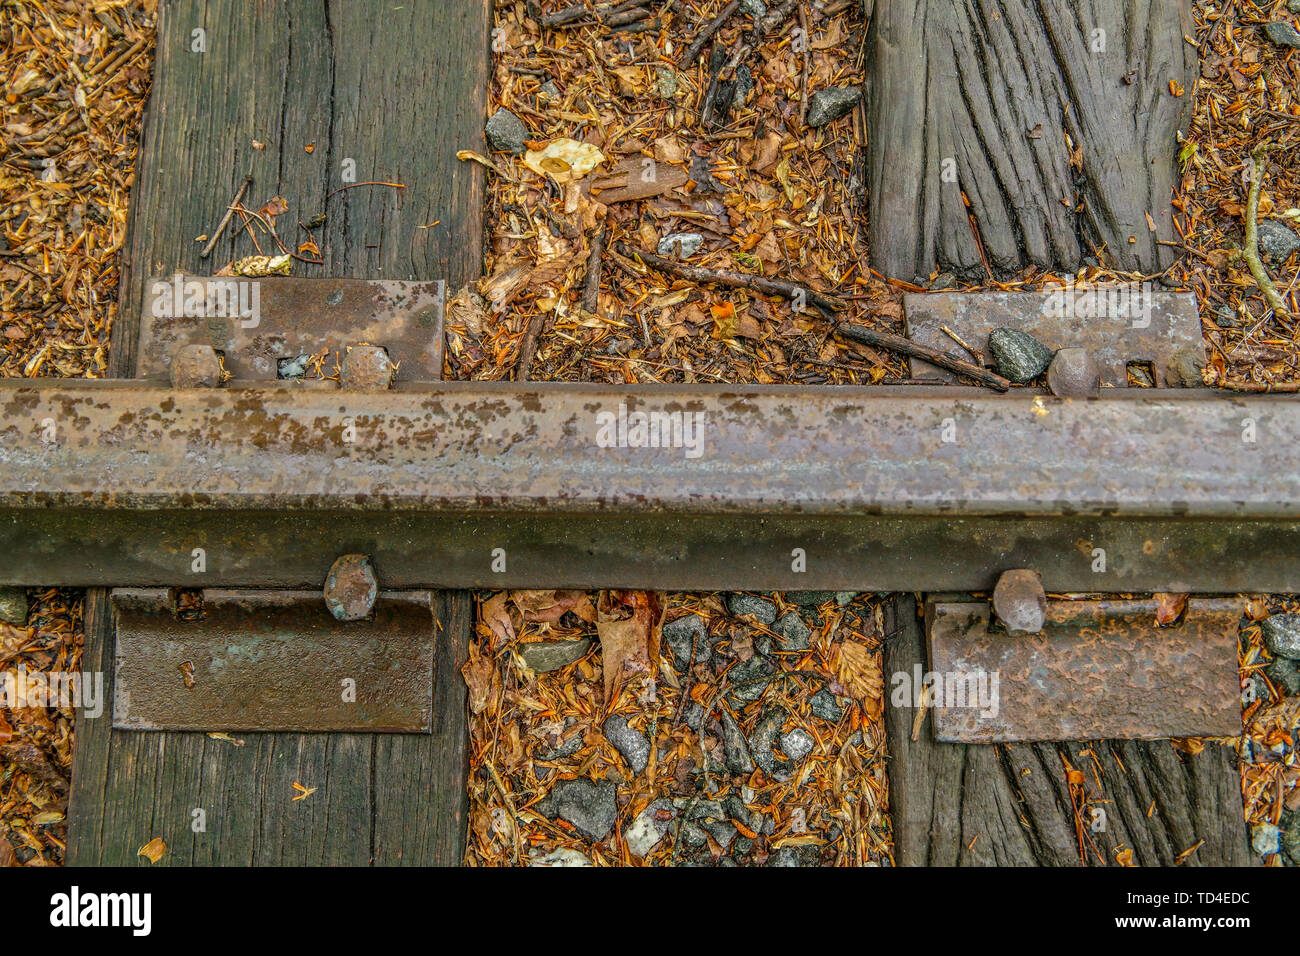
[1,380,1298,590]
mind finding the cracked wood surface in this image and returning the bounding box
[883,594,1254,866]
[864,0,1197,281]
[69,0,489,866]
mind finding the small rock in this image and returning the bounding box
[485,108,528,154]
[806,86,862,128]
[277,354,310,379]
[720,708,755,774]
[772,610,811,651]
[1258,220,1300,265]
[788,590,857,608]
[1251,821,1281,856]
[748,705,789,776]
[679,821,709,848]
[766,844,821,867]
[663,613,710,670]
[1046,347,1100,398]
[1267,657,1300,697]
[624,799,674,857]
[988,328,1054,383]
[0,587,28,625]
[723,794,753,828]
[929,272,957,291]
[1167,345,1208,388]
[537,735,583,761]
[779,728,815,762]
[655,68,678,99]
[739,0,766,16]
[727,656,776,703]
[682,701,705,731]
[1262,613,1300,660]
[657,232,703,258]
[1214,305,1246,328]
[1291,0,1300,13]
[703,820,738,850]
[603,714,651,773]
[726,592,777,624]
[540,778,618,841]
[810,688,844,722]
[537,80,560,101]
[1263,20,1300,49]
[520,637,592,673]
[683,798,726,821]
[1281,810,1300,864]
[529,847,592,867]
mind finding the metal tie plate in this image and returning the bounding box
[112,589,436,733]
[924,596,1243,743]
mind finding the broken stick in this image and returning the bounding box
[199,174,253,259]
[835,323,1012,391]
[582,223,608,313]
[616,242,846,313]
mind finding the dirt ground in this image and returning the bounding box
[0,0,1297,866]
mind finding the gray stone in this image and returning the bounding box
[988,327,1054,383]
[779,727,816,762]
[277,354,310,379]
[683,798,726,822]
[806,86,862,128]
[766,844,821,867]
[679,821,709,848]
[657,232,703,258]
[529,847,592,867]
[520,637,592,673]
[720,708,755,774]
[1281,810,1300,864]
[703,820,737,850]
[663,613,710,670]
[1258,219,1300,265]
[810,688,844,722]
[726,592,777,624]
[540,778,618,841]
[1268,657,1300,697]
[1046,347,1100,398]
[723,793,753,828]
[485,107,528,154]
[929,272,957,291]
[748,705,789,776]
[1252,821,1281,856]
[772,611,811,651]
[1167,345,1207,388]
[682,701,705,731]
[739,0,766,17]
[537,735,583,761]
[624,799,674,857]
[729,654,775,687]
[0,587,28,625]
[537,80,559,101]
[655,68,678,99]
[603,714,651,773]
[1262,613,1300,660]
[1264,20,1300,49]
[1291,0,1300,13]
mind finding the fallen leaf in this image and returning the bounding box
[462,643,493,715]
[481,592,517,647]
[1154,592,1188,627]
[836,641,882,713]
[596,590,664,700]
[524,138,606,185]
[512,589,596,624]
[137,837,166,863]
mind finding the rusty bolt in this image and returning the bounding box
[340,345,394,390]
[991,569,1047,636]
[1046,347,1100,399]
[323,554,378,621]
[170,344,221,388]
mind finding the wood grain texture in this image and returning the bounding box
[883,594,1254,867]
[864,0,1196,282]
[69,0,487,866]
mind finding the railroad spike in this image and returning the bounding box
[340,344,394,390]
[323,554,379,621]
[991,569,1047,636]
[169,343,222,388]
[1046,347,1101,399]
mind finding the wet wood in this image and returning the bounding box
[863,0,1197,282]
[68,0,488,866]
[883,594,1255,866]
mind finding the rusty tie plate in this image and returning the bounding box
[924,597,1243,743]
[112,589,436,733]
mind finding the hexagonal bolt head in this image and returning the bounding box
[340,345,394,390]
[323,554,378,621]
[991,568,1047,636]
[170,344,222,388]
[1046,347,1100,399]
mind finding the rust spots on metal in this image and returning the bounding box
[925,597,1244,742]
[112,588,435,732]
[323,554,379,620]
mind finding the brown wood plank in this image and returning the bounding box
[883,593,1254,866]
[69,0,487,866]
